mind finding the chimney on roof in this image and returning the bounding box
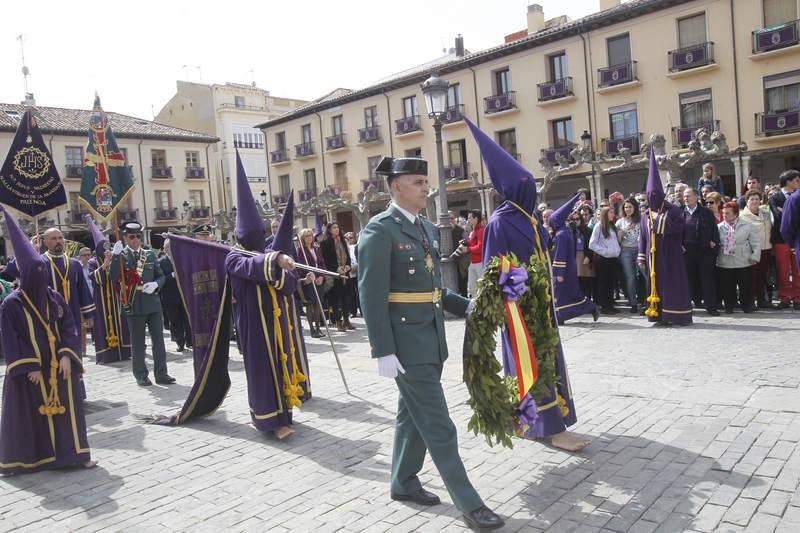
[599,0,621,11]
[527,4,546,34]
[21,92,36,108]
[455,34,465,57]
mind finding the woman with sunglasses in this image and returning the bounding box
[704,191,724,223]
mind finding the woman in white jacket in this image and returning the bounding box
[717,201,761,313]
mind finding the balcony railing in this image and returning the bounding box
[270,149,290,164]
[671,120,720,147]
[395,115,421,135]
[154,207,178,220]
[190,206,212,219]
[537,77,574,102]
[326,133,347,151]
[118,209,139,223]
[358,125,382,144]
[218,103,266,111]
[151,166,173,179]
[326,185,342,197]
[598,61,638,88]
[752,19,800,54]
[65,164,83,179]
[668,42,715,72]
[541,143,577,164]
[298,189,317,202]
[442,104,465,124]
[67,210,89,225]
[295,142,315,158]
[755,110,800,137]
[233,140,264,149]
[362,179,387,193]
[443,162,470,181]
[273,194,288,205]
[483,91,517,114]
[185,167,205,179]
[602,134,641,155]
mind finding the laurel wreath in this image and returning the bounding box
[463,253,560,449]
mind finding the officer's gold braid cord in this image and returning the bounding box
[20,290,66,416]
[266,286,303,408]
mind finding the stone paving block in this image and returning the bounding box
[723,497,761,526]
[744,513,781,533]
[758,490,793,517]
[692,503,728,531]
[756,459,786,478]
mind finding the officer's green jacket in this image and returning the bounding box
[109,247,166,316]
[358,205,469,365]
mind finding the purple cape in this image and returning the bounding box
[0,289,91,474]
[638,205,693,325]
[89,258,131,363]
[225,250,310,431]
[552,227,597,322]
[482,202,578,438]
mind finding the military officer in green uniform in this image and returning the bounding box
[358,157,504,531]
[109,222,175,387]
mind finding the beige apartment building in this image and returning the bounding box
[156,81,306,211]
[258,0,800,231]
[0,100,219,251]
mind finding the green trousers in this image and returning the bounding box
[391,363,484,513]
[126,311,168,381]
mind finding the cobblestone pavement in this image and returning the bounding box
[1,309,799,532]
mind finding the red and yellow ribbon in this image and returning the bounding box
[499,256,538,401]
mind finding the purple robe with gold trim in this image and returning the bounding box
[552,227,596,323]
[0,289,91,474]
[638,204,693,325]
[225,250,309,431]
[89,258,131,363]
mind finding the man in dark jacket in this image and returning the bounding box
[770,170,800,308]
[159,240,192,352]
[683,188,720,315]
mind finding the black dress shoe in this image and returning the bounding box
[592,308,600,322]
[463,506,504,530]
[136,377,153,387]
[155,375,176,385]
[707,309,720,316]
[390,488,441,506]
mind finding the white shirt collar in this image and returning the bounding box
[685,205,697,215]
[393,203,419,224]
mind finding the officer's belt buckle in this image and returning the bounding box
[388,288,441,304]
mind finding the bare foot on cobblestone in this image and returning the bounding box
[273,426,295,440]
[82,460,98,469]
[550,431,591,452]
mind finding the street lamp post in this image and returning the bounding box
[580,130,598,208]
[421,72,458,292]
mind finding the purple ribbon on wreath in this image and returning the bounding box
[498,263,528,302]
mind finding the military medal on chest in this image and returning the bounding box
[424,254,434,273]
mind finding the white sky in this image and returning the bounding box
[2,0,606,121]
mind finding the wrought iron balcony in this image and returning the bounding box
[273,194,288,205]
[395,115,421,135]
[326,133,347,151]
[67,210,89,225]
[190,206,212,219]
[752,19,800,54]
[151,166,173,179]
[65,164,83,179]
[598,61,638,88]
[185,167,205,179]
[295,142,315,158]
[118,209,139,223]
[668,42,715,72]
[358,125,382,144]
[541,143,577,164]
[218,102,266,111]
[298,189,317,202]
[443,162,470,181]
[671,120,720,147]
[441,104,465,124]
[154,207,179,220]
[325,185,341,198]
[270,149,290,164]
[537,77,574,102]
[483,91,516,114]
[602,134,641,155]
[755,110,800,137]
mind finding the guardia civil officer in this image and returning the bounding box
[357,157,504,530]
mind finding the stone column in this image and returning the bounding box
[732,155,751,196]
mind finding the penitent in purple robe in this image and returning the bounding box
[225,250,309,431]
[552,227,597,323]
[0,289,91,474]
[483,206,578,438]
[638,204,693,325]
[89,258,132,363]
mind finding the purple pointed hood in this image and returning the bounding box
[465,117,538,214]
[86,215,109,257]
[1,205,48,304]
[549,193,581,232]
[266,190,295,255]
[646,146,665,209]
[234,150,266,251]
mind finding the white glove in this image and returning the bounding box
[171,272,176,278]
[377,354,405,379]
[142,281,158,294]
[112,241,124,255]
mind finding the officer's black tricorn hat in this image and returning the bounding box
[193,223,213,235]
[374,157,427,185]
[120,221,143,235]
